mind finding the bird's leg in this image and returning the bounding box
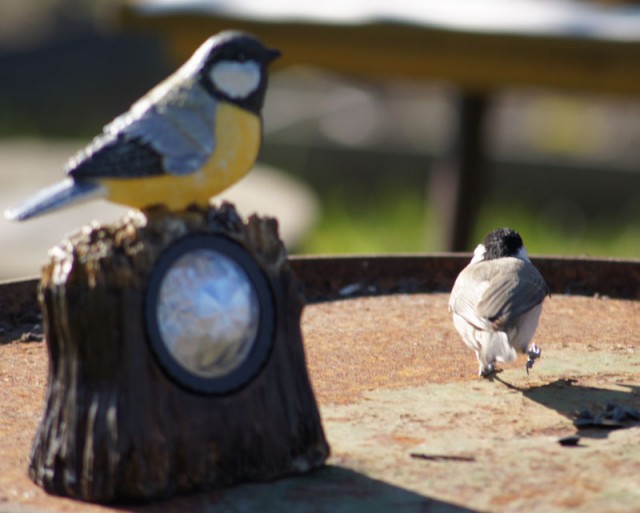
[476,351,495,377]
[480,364,495,378]
[526,343,541,374]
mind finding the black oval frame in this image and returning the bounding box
[145,234,275,395]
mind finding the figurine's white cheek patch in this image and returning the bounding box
[210,60,261,99]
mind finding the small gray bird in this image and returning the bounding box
[449,228,549,377]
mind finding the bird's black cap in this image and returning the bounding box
[202,31,281,66]
[194,31,280,113]
[482,227,524,260]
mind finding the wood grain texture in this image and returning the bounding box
[29,203,329,503]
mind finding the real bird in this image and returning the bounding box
[5,31,280,222]
[449,228,549,377]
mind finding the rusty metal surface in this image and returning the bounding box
[3,254,640,325]
[2,255,640,512]
[0,278,39,344]
[290,254,640,301]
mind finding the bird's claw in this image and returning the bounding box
[526,343,541,374]
[479,363,497,378]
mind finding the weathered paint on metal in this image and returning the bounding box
[2,256,640,512]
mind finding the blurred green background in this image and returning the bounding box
[1,0,640,279]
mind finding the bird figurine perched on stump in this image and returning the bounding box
[10,33,331,505]
[5,31,280,221]
[449,228,549,377]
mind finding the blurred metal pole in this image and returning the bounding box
[428,91,490,252]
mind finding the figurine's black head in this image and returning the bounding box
[482,227,525,260]
[190,31,280,114]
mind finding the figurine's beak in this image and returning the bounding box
[264,47,281,63]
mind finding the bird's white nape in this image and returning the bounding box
[209,60,261,99]
[516,245,531,262]
[470,243,486,264]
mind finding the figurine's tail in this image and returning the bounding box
[4,178,106,221]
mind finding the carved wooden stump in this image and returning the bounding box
[29,203,329,503]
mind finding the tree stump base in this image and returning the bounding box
[29,203,329,503]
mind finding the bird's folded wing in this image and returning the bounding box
[476,259,548,328]
[448,267,494,331]
[66,81,217,180]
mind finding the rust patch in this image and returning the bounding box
[303,293,640,405]
[2,291,640,511]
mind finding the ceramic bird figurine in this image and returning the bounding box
[449,228,549,376]
[5,31,280,221]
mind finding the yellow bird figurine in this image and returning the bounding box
[5,31,280,221]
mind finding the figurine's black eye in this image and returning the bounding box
[237,52,247,62]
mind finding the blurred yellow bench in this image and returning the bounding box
[120,0,640,250]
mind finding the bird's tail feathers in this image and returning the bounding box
[480,331,517,366]
[4,178,106,222]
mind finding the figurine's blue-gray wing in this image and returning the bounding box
[66,79,217,179]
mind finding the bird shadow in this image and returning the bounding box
[493,376,640,439]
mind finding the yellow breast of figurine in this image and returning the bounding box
[100,102,261,211]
